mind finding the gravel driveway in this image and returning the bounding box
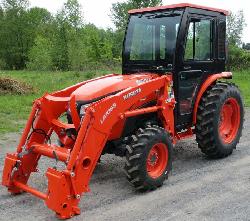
[0,109,249,221]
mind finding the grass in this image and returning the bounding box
[229,70,250,106]
[0,68,121,133]
[0,69,249,134]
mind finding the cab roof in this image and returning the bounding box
[128,3,229,16]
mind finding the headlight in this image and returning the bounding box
[79,104,90,118]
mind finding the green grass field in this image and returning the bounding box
[0,69,249,133]
[227,70,250,106]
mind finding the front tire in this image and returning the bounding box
[196,82,244,158]
[124,125,173,191]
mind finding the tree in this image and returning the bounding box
[228,44,250,70]
[27,7,52,32]
[0,2,29,69]
[25,7,54,55]
[50,0,84,70]
[0,0,54,69]
[0,0,123,71]
[227,10,246,46]
[111,0,162,30]
[1,0,29,10]
[0,5,3,17]
[27,36,53,71]
[51,20,70,70]
[62,0,83,29]
[81,24,113,62]
[0,5,5,69]
[242,43,250,50]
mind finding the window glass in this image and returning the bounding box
[160,25,166,59]
[184,19,212,61]
[185,23,194,60]
[218,20,226,59]
[125,12,182,66]
[130,24,155,60]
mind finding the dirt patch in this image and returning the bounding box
[0,77,34,95]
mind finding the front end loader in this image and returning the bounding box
[2,74,176,218]
[2,3,244,219]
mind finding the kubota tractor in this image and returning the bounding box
[2,3,244,219]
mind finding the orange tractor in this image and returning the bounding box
[2,3,244,219]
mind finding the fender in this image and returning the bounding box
[193,72,232,124]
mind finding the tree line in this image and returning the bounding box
[0,0,122,70]
[0,0,248,71]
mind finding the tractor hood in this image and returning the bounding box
[72,73,158,103]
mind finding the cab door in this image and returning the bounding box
[175,15,216,129]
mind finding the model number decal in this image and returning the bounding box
[136,78,150,85]
[123,88,142,100]
[100,103,117,124]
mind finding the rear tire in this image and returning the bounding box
[124,125,173,191]
[196,82,244,158]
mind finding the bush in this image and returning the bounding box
[27,36,53,71]
[227,45,250,71]
[0,59,7,70]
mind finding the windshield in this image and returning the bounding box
[123,10,183,73]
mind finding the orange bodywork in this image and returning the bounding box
[192,72,232,124]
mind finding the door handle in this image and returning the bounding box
[180,74,186,80]
[183,66,191,70]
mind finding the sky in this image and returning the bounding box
[29,0,250,42]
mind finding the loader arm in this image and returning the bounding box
[2,75,175,219]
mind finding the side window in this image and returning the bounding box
[218,20,226,59]
[185,23,194,60]
[160,25,166,59]
[184,19,213,61]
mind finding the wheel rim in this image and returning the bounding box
[219,98,241,144]
[146,143,168,179]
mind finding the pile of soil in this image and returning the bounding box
[0,77,34,95]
